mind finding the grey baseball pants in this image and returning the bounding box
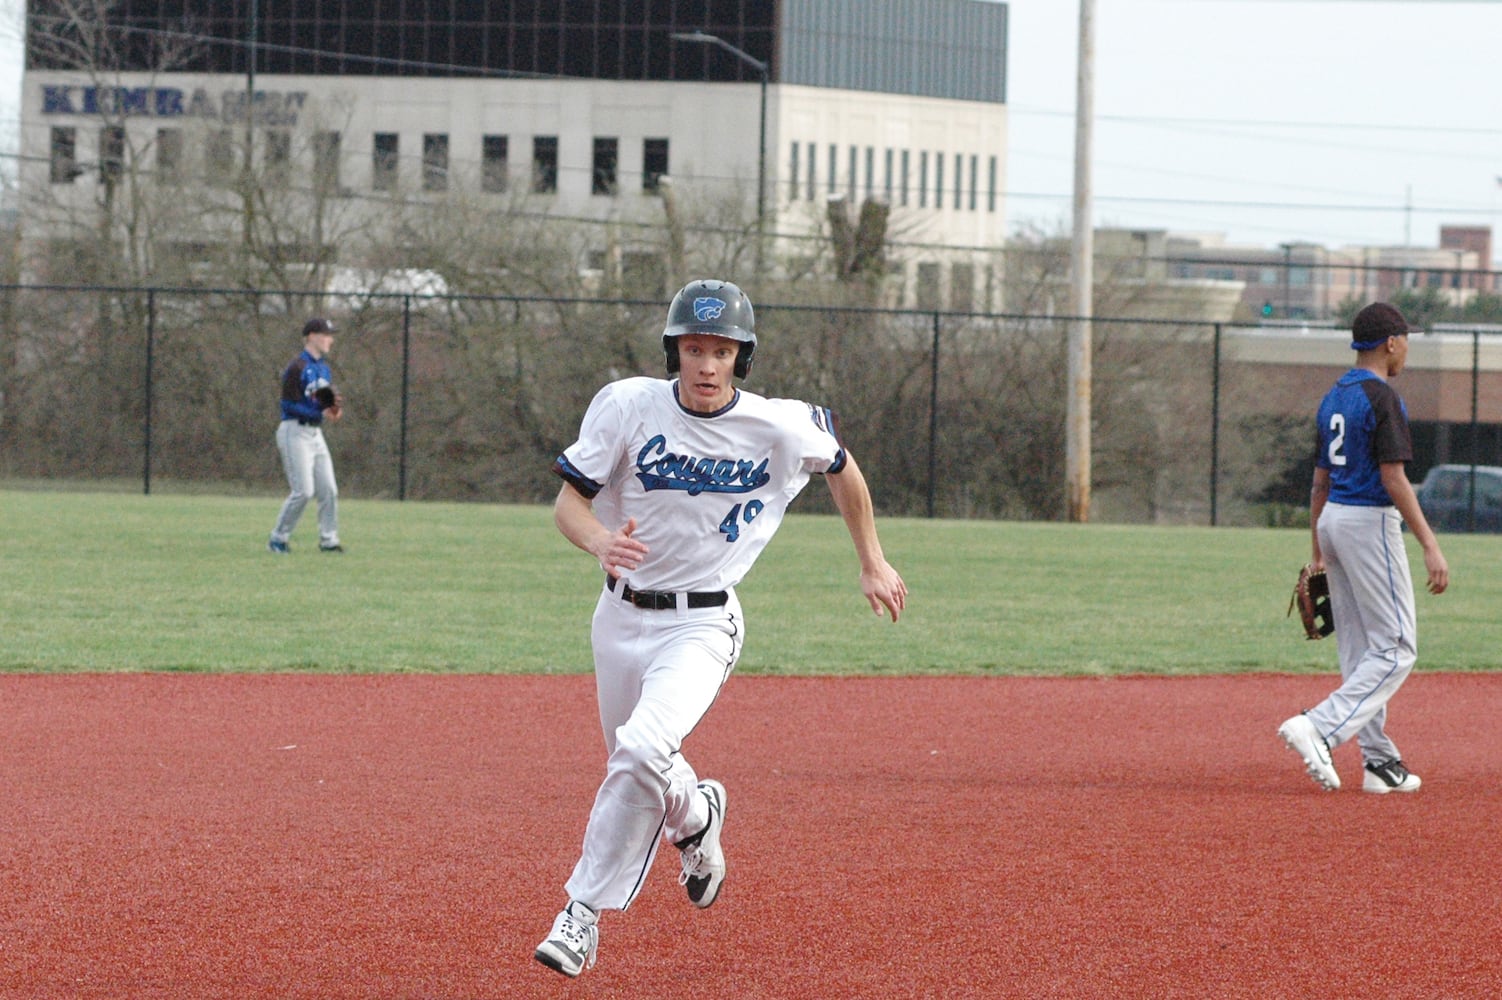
[271,420,340,548]
[1308,502,1416,763]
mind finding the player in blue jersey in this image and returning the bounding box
[1278,302,1448,793]
[268,317,344,554]
[532,279,907,978]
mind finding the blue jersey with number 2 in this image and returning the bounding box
[1315,368,1413,506]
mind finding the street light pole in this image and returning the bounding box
[244,0,258,247]
[671,31,768,270]
[1279,242,1293,318]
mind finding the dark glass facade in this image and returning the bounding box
[29,0,1006,102]
[26,0,777,83]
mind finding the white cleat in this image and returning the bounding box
[677,779,727,908]
[1278,714,1340,791]
[533,900,599,978]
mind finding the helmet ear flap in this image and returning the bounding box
[664,336,680,375]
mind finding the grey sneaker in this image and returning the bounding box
[1278,714,1340,791]
[533,900,598,978]
[1363,759,1421,794]
[267,538,290,554]
[676,779,727,908]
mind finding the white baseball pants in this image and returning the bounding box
[564,587,742,912]
[1308,502,1417,763]
[271,420,340,548]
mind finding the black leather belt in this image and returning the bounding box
[607,575,728,610]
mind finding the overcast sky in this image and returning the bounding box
[5,1,1502,260]
[1005,0,1502,257]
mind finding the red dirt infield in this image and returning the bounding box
[2,673,1499,999]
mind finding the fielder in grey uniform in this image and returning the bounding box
[1279,302,1448,793]
[533,279,908,978]
[268,317,344,554]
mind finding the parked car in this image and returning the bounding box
[1416,464,1502,533]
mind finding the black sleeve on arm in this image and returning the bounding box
[1364,381,1414,465]
[553,455,603,500]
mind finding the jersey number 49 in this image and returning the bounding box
[719,500,765,542]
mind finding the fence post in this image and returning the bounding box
[400,293,412,501]
[1209,322,1221,526]
[1469,328,1480,532]
[927,311,941,519]
[143,288,155,496]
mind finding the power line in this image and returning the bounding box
[1011,105,1502,139]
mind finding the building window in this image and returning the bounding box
[919,152,928,208]
[265,129,291,186]
[916,261,942,310]
[423,133,449,191]
[951,262,974,312]
[206,128,237,184]
[533,135,558,193]
[313,131,342,195]
[827,143,837,195]
[482,135,508,193]
[901,150,910,207]
[373,132,399,191]
[49,126,79,184]
[99,125,125,183]
[621,250,665,296]
[953,153,963,209]
[884,148,893,202]
[987,155,997,213]
[847,145,857,202]
[968,155,978,211]
[643,137,668,193]
[934,153,944,210]
[156,128,182,183]
[864,146,874,201]
[806,142,815,201]
[788,141,799,200]
[592,137,618,195]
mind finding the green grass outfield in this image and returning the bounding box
[3,488,1499,674]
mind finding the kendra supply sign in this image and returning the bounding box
[41,84,308,127]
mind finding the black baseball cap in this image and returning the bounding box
[1350,302,1416,350]
[302,317,337,336]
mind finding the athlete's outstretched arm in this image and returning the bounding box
[554,484,649,579]
[824,453,908,622]
[1380,462,1449,594]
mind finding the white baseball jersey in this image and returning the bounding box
[555,376,845,593]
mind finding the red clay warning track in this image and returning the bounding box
[2,673,1499,999]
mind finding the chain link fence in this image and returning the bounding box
[3,283,1498,526]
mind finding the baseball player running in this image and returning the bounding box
[533,279,907,978]
[1279,302,1448,792]
[268,317,344,554]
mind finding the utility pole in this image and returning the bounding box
[1066,0,1096,523]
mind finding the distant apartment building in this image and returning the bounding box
[1164,230,1494,321]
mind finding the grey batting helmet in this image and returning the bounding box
[662,279,757,379]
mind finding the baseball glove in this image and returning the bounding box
[313,386,338,409]
[1287,564,1333,640]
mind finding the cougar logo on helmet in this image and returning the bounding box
[693,297,727,322]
